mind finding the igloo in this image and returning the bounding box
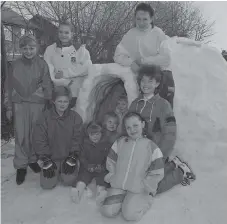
[75,36,227,170]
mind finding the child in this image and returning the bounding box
[115,95,128,134]
[4,34,53,185]
[44,21,92,108]
[100,112,164,221]
[33,86,83,189]
[129,65,195,192]
[114,3,175,107]
[102,112,119,144]
[71,122,111,204]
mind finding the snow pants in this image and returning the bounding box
[157,161,183,194]
[13,102,44,169]
[40,161,79,189]
[100,188,152,221]
[159,70,175,108]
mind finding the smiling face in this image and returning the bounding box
[140,75,159,95]
[135,10,152,30]
[116,100,128,113]
[58,25,72,44]
[105,117,118,132]
[125,116,145,140]
[53,96,70,114]
[21,45,37,59]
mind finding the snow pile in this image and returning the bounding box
[168,37,227,171]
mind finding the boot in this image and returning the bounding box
[29,162,41,173]
[16,169,27,185]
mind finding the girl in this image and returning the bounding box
[71,122,111,205]
[44,21,92,108]
[114,3,175,107]
[100,112,164,221]
[129,65,196,192]
[4,34,53,185]
[33,86,83,189]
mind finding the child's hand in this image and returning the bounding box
[94,164,104,173]
[6,110,13,121]
[87,164,96,173]
[55,70,64,79]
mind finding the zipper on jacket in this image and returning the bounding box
[122,139,137,190]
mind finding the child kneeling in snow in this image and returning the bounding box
[33,86,83,189]
[44,21,92,108]
[71,122,112,204]
[100,112,164,221]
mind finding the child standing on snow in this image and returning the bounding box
[100,112,164,221]
[115,95,128,135]
[114,3,175,107]
[44,21,92,108]
[102,112,120,144]
[33,86,83,189]
[4,34,53,185]
[71,122,111,204]
[129,65,196,192]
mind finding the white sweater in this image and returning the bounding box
[114,26,171,71]
[44,43,92,86]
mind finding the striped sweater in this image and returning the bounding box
[105,136,164,196]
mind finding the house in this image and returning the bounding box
[1,7,40,61]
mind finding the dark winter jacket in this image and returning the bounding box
[129,94,176,159]
[79,138,112,170]
[4,56,53,110]
[33,107,83,161]
[102,130,120,145]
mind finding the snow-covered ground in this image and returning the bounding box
[2,39,227,223]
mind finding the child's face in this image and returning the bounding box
[140,76,159,95]
[125,116,145,140]
[58,25,72,43]
[53,96,70,113]
[105,117,118,132]
[135,10,152,30]
[89,132,102,143]
[21,45,37,59]
[117,100,128,113]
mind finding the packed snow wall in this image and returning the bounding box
[75,37,227,172]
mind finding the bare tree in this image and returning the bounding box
[6,1,214,62]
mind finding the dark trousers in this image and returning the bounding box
[159,70,175,108]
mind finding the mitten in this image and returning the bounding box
[94,164,104,173]
[42,157,57,179]
[87,164,96,173]
[62,153,78,175]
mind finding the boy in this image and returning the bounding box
[129,65,195,193]
[102,112,120,144]
[4,34,53,185]
[115,95,128,134]
[33,86,83,189]
[71,122,111,204]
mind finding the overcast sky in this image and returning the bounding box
[195,1,227,51]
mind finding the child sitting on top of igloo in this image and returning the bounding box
[44,21,92,108]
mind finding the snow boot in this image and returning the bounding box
[16,169,27,185]
[29,162,41,173]
[178,162,196,186]
[170,156,184,168]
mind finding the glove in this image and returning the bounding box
[42,158,57,179]
[94,164,105,173]
[62,153,78,175]
[87,164,96,173]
